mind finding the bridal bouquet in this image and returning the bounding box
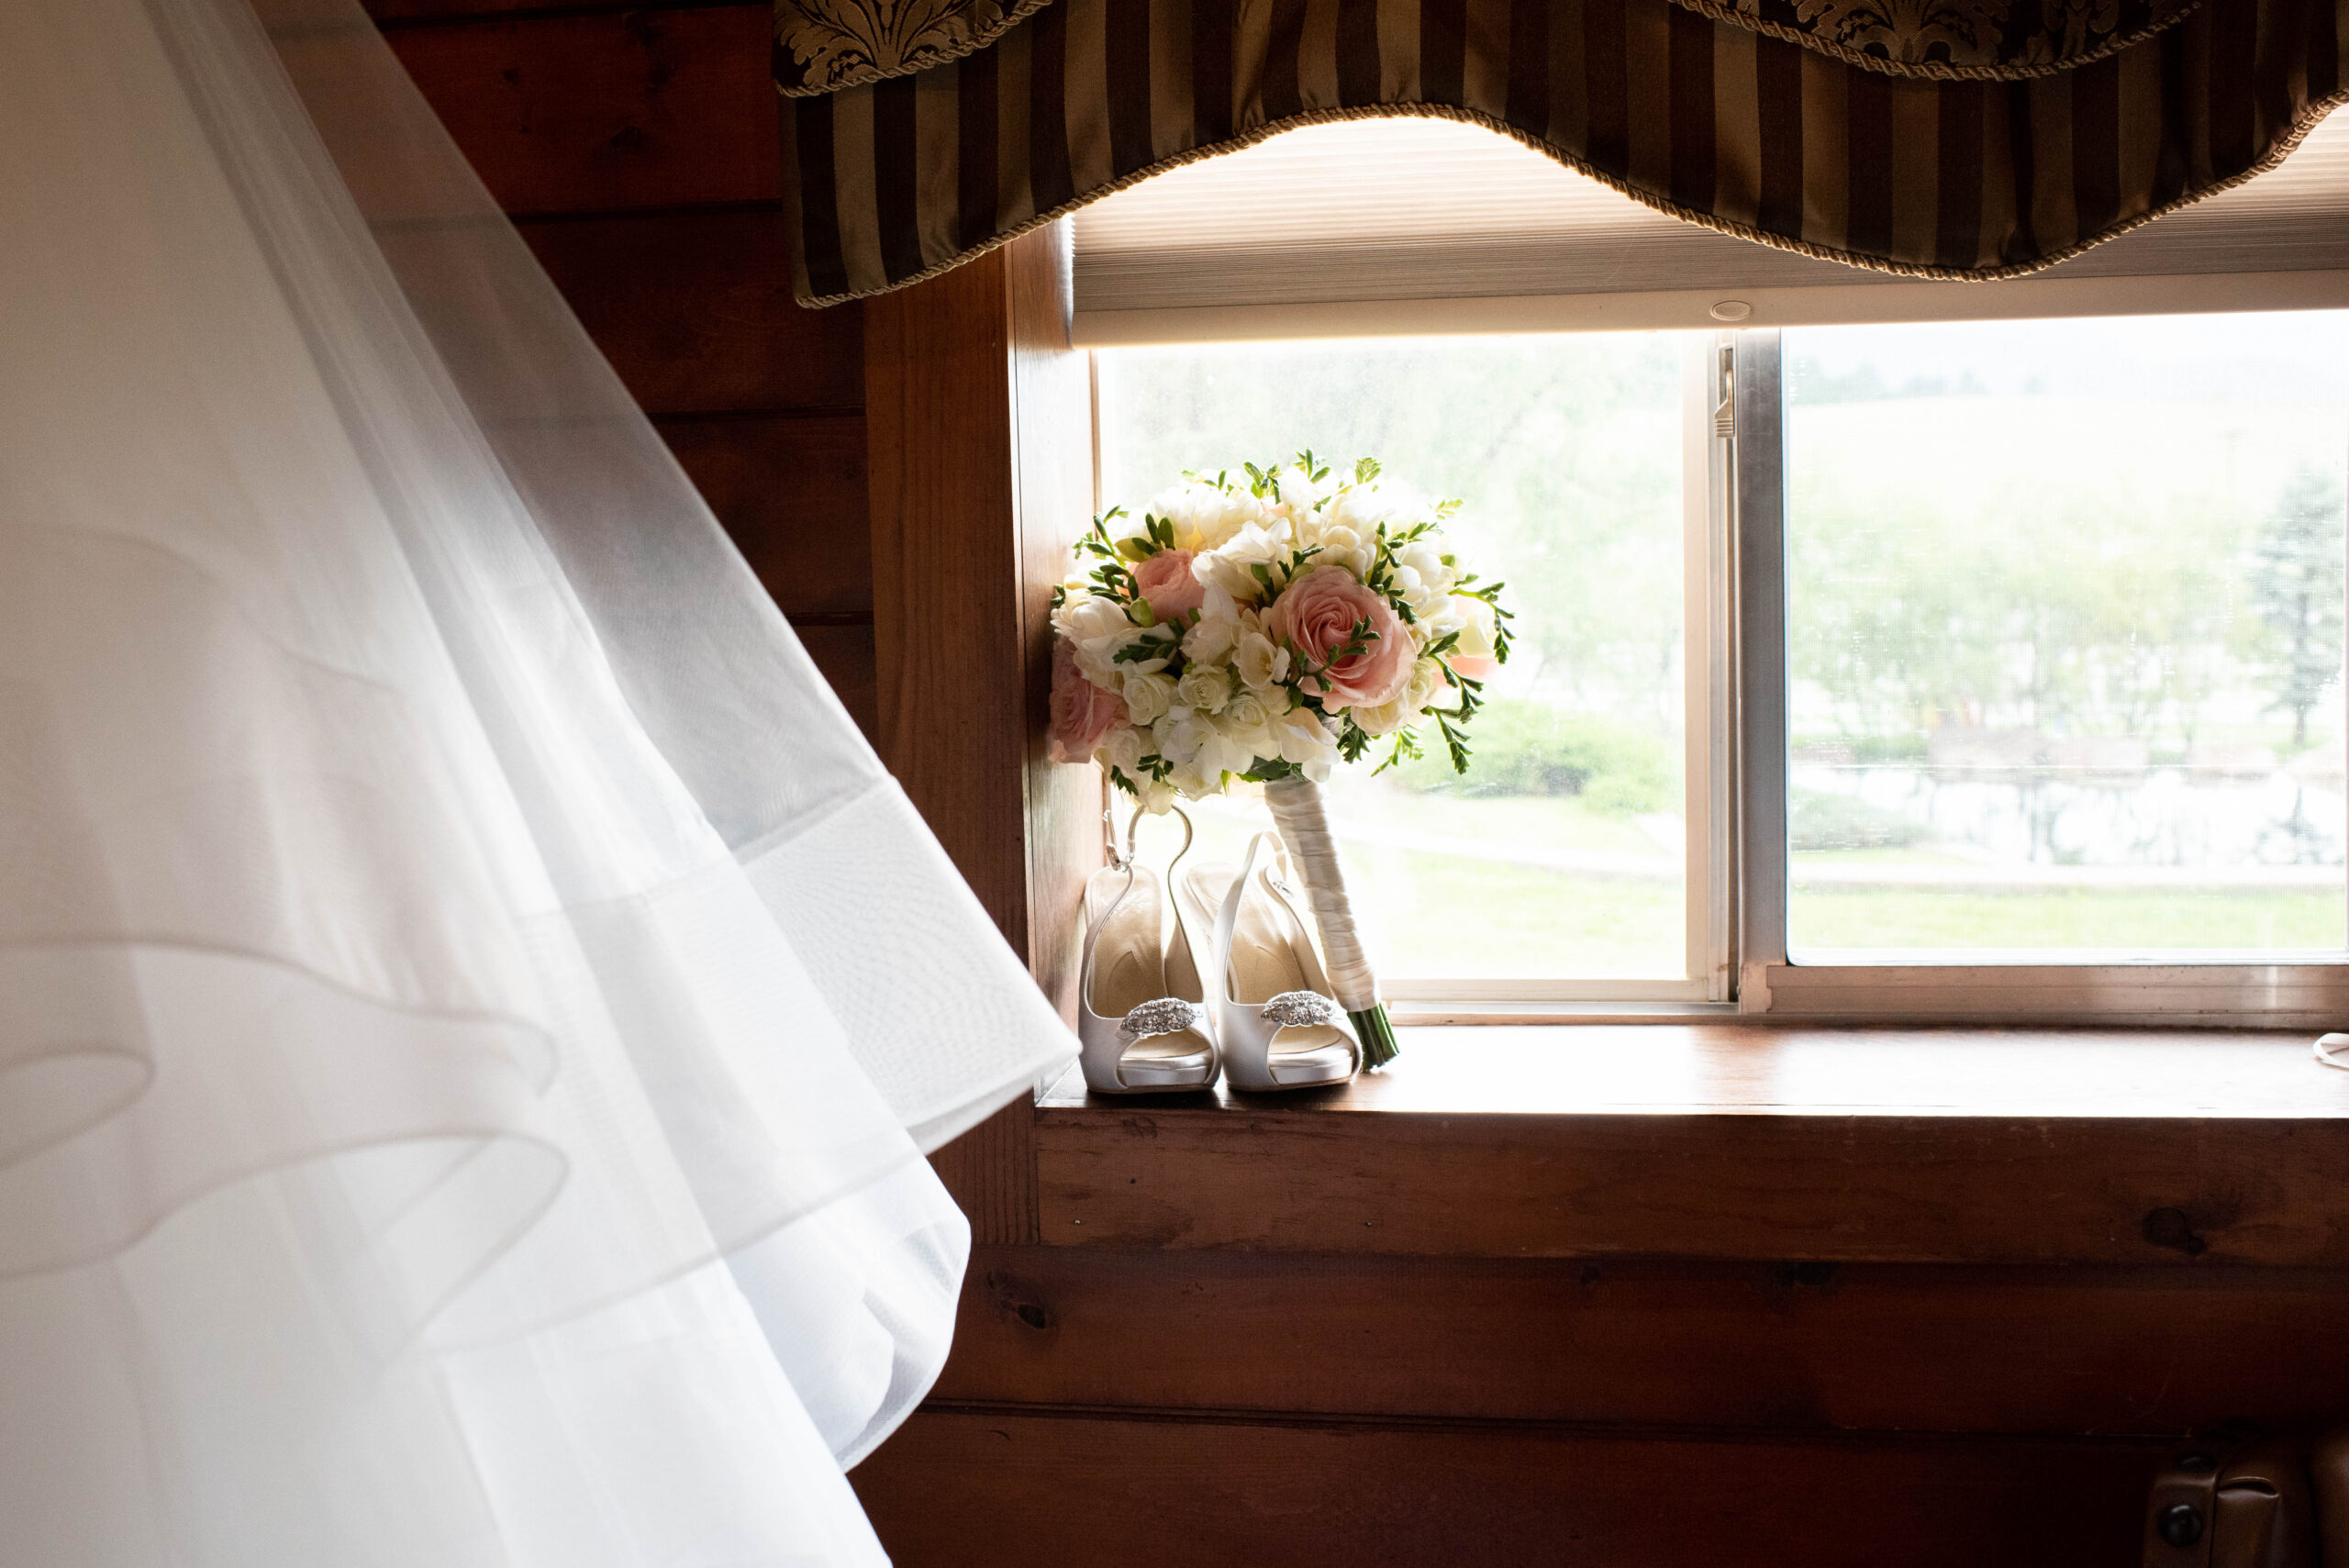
[1046,453,1511,1066]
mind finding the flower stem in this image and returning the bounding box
[1349,1004,1401,1070]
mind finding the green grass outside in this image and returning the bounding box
[1787,884,2345,950]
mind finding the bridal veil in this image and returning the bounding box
[0,0,1074,1561]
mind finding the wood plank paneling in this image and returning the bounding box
[1037,1099,2349,1264]
[654,413,872,616]
[852,1409,2162,1568]
[519,209,863,415]
[942,1245,2349,1437]
[384,6,778,216]
[863,247,1026,938]
[796,622,880,743]
[930,1106,1042,1248]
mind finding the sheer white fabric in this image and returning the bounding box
[0,0,1074,1561]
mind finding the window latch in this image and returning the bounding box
[1712,342,1735,439]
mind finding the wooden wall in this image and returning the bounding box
[371,0,879,740]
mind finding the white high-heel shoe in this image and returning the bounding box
[1175,831,1357,1092]
[1076,808,1219,1095]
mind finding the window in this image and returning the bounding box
[1779,315,2349,959]
[1079,113,2349,1022]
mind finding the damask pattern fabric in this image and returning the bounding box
[777,0,2349,303]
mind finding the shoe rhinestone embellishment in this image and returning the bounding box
[1118,997,1203,1040]
[1259,991,1338,1028]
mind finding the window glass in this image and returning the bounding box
[1095,335,1694,985]
[1783,313,2349,953]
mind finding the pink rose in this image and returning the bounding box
[1447,654,1500,682]
[1131,549,1205,619]
[1046,638,1123,762]
[1262,565,1413,711]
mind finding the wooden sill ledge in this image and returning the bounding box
[1033,1024,2349,1267]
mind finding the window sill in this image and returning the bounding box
[1035,1023,2349,1266]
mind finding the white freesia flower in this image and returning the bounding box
[1100,723,1146,776]
[1053,590,1130,643]
[1140,480,1267,553]
[1270,706,1339,780]
[1136,776,1177,815]
[1447,595,1500,662]
[1182,609,1240,665]
[1198,519,1293,601]
[1297,518,1373,580]
[1407,656,1452,710]
[1393,539,1457,615]
[1123,669,1177,727]
[1350,695,1419,737]
[1168,760,1223,800]
[1398,539,1453,591]
[1275,463,1335,516]
[1232,629,1291,692]
[1152,709,1208,766]
[1176,664,1232,714]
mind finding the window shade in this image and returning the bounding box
[1070,113,2349,345]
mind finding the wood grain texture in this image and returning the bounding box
[653,413,872,616]
[863,246,1026,940]
[1008,222,1101,1030]
[518,209,861,415]
[795,622,879,743]
[384,6,777,217]
[928,1105,1041,1248]
[1035,1027,2349,1265]
[852,1409,2161,1568]
[1038,1096,2349,1264]
[943,1244,2349,1437]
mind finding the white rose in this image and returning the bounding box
[1232,630,1292,692]
[1136,777,1177,815]
[1123,669,1177,727]
[1175,664,1232,714]
[1216,693,1276,759]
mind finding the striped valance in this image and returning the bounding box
[776,0,2349,306]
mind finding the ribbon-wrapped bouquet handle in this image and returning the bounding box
[1262,773,1400,1068]
[1043,452,1514,1072]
